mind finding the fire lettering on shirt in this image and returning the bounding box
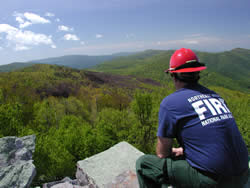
[190,97,232,122]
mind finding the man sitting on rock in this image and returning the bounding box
[136,48,249,188]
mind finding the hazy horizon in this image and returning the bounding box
[2,47,249,66]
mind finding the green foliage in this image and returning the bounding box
[0,88,4,102]
[132,91,153,125]
[33,98,64,131]
[95,108,136,150]
[130,91,157,153]
[32,96,90,131]
[34,131,75,182]
[0,103,24,136]
[33,115,98,183]
[96,88,130,111]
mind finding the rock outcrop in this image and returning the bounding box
[1,136,248,188]
[76,142,144,188]
[0,135,36,188]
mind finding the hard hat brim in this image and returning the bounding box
[165,66,206,73]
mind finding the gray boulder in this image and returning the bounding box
[0,135,36,188]
[76,142,144,188]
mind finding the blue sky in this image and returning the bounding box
[0,0,250,65]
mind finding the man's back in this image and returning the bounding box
[158,84,248,176]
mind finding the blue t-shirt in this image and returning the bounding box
[157,84,248,176]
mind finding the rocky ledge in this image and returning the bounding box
[0,135,36,188]
[0,135,249,188]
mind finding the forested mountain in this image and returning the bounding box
[1,48,249,92]
[92,48,250,93]
[0,53,134,72]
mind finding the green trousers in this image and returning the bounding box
[136,155,249,188]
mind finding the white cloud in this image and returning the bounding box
[96,34,103,38]
[0,46,3,50]
[80,41,85,45]
[58,25,73,32]
[7,30,53,46]
[0,24,18,33]
[16,16,24,24]
[14,12,50,28]
[23,12,50,24]
[45,12,55,17]
[19,22,32,29]
[63,34,79,41]
[55,18,60,22]
[15,16,32,28]
[51,44,57,49]
[0,24,55,51]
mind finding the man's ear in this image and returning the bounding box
[170,73,177,81]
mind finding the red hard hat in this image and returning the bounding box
[166,48,206,73]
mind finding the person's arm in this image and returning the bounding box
[156,136,173,158]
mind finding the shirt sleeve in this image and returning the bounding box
[157,104,177,138]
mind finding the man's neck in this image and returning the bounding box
[174,81,187,90]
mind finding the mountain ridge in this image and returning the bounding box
[91,48,250,93]
[1,48,248,72]
[0,52,136,72]
[1,48,249,92]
